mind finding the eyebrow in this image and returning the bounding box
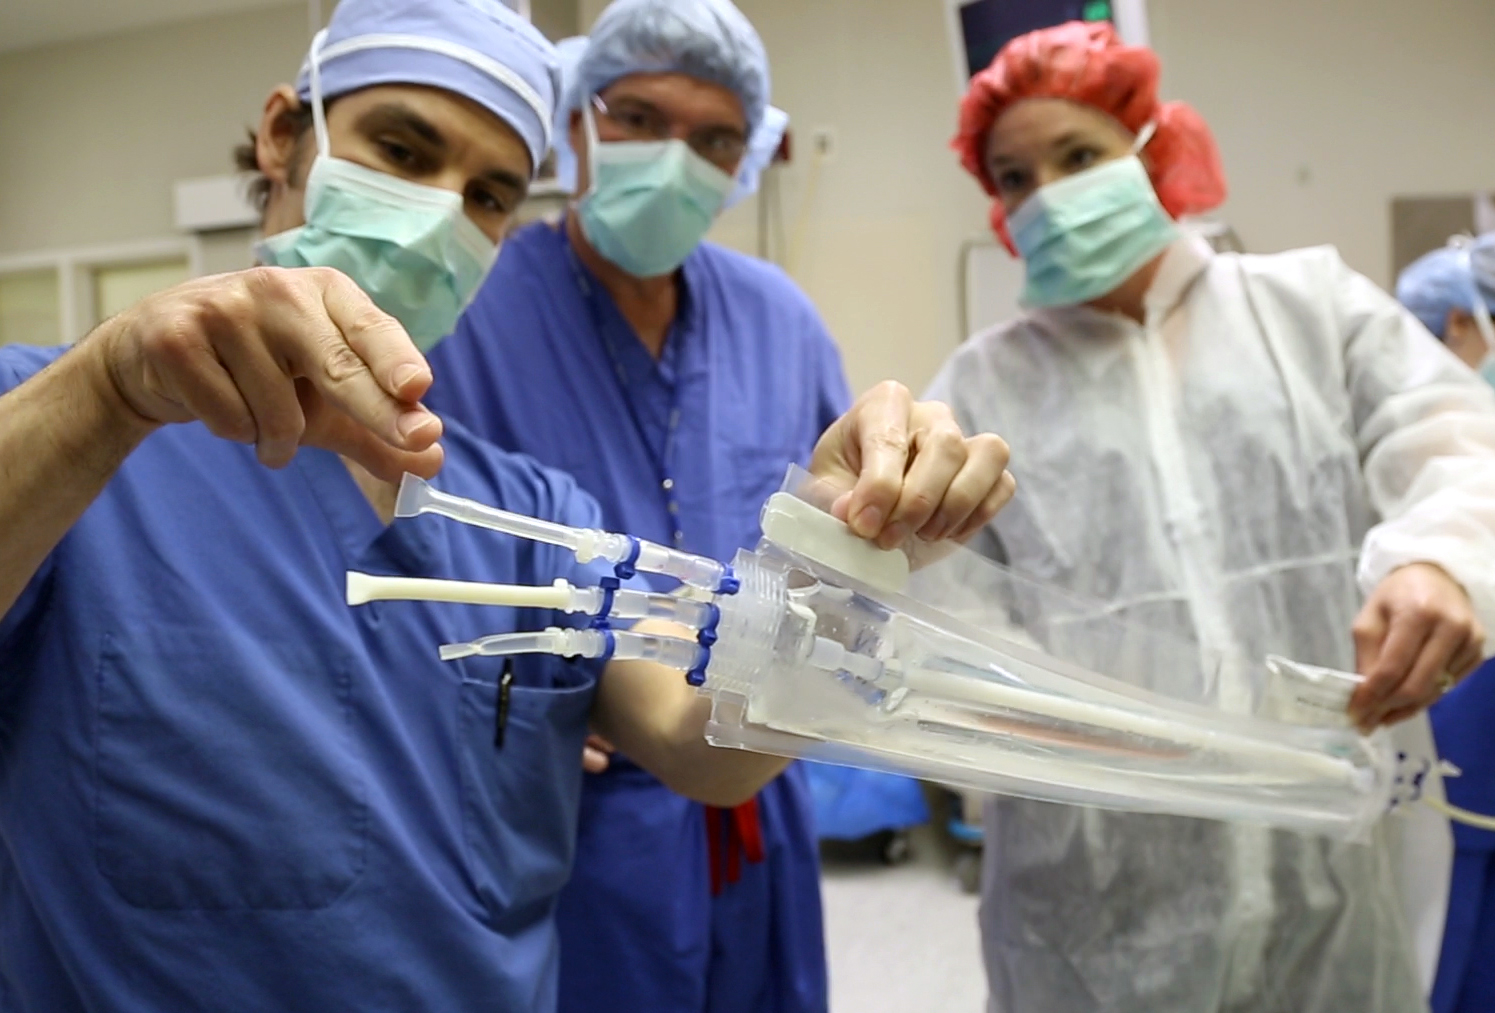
[990,130,1097,167]
[482,166,528,193]
[1047,131,1091,153]
[356,101,528,194]
[356,102,447,150]
[605,92,747,140]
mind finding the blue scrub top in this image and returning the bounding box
[0,345,611,1012]
[1430,660,1495,1013]
[426,221,850,1013]
[1432,660,1495,852]
[431,221,851,566]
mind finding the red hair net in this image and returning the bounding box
[953,21,1227,254]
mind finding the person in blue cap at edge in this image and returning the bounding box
[0,0,1018,1009]
[423,2,1013,1011]
[1397,232,1495,1013]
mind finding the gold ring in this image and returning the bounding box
[1438,672,1458,696]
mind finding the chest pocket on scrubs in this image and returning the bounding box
[727,443,796,522]
[458,656,594,925]
[93,627,367,910]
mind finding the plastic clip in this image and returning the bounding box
[614,537,642,581]
[592,576,621,629]
[1409,757,1433,803]
[696,603,722,648]
[597,628,617,663]
[686,605,721,687]
[716,565,740,596]
[685,658,711,688]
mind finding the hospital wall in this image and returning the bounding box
[2,0,1494,394]
[0,3,303,271]
[693,0,1495,395]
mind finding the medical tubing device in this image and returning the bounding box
[351,474,1482,842]
[346,572,720,628]
[435,626,709,669]
[396,475,739,592]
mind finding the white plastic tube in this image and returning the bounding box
[348,572,576,610]
[438,626,708,670]
[439,628,598,662]
[395,475,629,561]
[396,475,734,590]
[883,661,1356,784]
[346,571,717,628]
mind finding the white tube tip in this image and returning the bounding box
[395,473,430,519]
[346,571,374,606]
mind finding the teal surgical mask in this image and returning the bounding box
[1009,124,1179,309]
[253,29,497,349]
[576,101,736,278]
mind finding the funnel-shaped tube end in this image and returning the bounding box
[346,571,375,606]
[439,643,477,661]
[395,473,431,519]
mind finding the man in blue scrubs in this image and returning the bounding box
[425,2,1015,1010]
[0,4,1015,1009]
[1397,235,1495,1013]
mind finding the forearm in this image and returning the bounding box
[1357,403,1495,644]
[0,329,156,614]
[593,624,789,807]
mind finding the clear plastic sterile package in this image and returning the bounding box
[697,467,1396,842]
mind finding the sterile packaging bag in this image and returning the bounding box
[700,468,1397,842]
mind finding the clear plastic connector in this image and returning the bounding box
[438,626,707,671]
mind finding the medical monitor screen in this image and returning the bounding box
[954,0,1114,81]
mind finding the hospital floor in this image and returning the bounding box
[821,824,987,1012]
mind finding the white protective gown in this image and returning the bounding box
[925,235,1495,1013]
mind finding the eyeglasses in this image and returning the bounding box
[591,95,747,168]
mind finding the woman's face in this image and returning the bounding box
[984,98,1139,214]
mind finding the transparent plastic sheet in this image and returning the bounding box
[699,467,1397,842]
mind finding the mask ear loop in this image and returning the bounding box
[1131,120,1159,156]
[307,28,331,159]
[580,95,605,200]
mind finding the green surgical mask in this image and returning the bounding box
[577,102,736,278]
[255,156,497,348]
[253,30,497,349]
[1009,125,1178,309]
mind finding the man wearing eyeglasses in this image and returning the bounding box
[423,1,1013,1011]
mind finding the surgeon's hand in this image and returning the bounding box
[1349,563,1486,731]
[811,382,1016,550]
[92,266,444,482]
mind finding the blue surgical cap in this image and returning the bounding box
[549,17,783,204]
[295,0,561,176]
[723,104,788,209]
[1396,233,1495,339]
[565,0,770,136]
[548,36,591,196]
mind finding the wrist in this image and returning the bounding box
[1393,560,1467,592]
[80,315,163,445]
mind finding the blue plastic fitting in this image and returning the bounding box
[614,537,642,580]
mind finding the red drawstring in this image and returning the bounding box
[705,799,765,896]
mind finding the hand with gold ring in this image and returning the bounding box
[1349,563,1485,731]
